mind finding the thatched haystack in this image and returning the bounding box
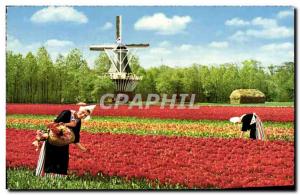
[230,89,266,104]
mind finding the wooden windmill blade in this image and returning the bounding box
[116,15,122,43]
[89,44,116,51]
[116,16,149,48]
[125,43,150,48]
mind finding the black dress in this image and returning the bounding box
[241,113,256,139]
[44,110,81,175]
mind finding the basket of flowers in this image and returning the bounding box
[48,123,75,146]
[32,122,75,150]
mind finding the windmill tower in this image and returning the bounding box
[90,16,149,94]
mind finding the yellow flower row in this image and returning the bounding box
[6,118,293,139]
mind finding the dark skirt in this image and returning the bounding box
[43,141,69,174]
[249,127,257,139]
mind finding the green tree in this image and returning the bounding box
[77,60,95,103]
[135,67,160,100]
[53,54,67,103]
[269,62,294,101]
[129,55,146,76]
[94,52,111,74]
[91,75,115,102]
[23,52,38,102]
[64,49,89,103]
[36,47,54,103]
[6,46,294,104]
[221,64,241,102]
[155,66,183,96]
[6,51,24,102]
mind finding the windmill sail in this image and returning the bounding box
[126,44,150,48]
[90,44,116,51]
[116,16,122,43]
[90,15,149,92]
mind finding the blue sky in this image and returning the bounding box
[7,6,294,68]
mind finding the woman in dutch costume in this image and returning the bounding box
[230,113,266,140]
[35,105,96,177]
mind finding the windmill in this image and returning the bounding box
[90,16,149,95]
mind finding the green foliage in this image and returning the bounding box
[135,67,160,99]
[151,60,294,103]
[268,62,294,101]
[195,101,294,107]
[94,52,111,74]
[91,75,115,101]
[129,55,146,76]
[6,48,115,104]
[6,48,294,103]
[155,67,177,94]
[6,51,23,102]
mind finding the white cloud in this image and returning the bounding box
[178,44,192,51]
[7,37,294,70]
[229,31,249,42]
[6,36,76,61]
[226,17,278,28]
[7,35,22,50]
[245,26,293,39]
[260,42,293,51]
[248,17,293,38]
[134,41,294,69]
[134,13,192,35]
[45,39,74,48]
[288,51,294,59]
[101,22,113,30]
[26,42,43,51]
[209,41,229,49]
[43,39,75,59]
[228,16,293,40]
[277,10,294,19]
[30,6,88,24]
[225,18,250,26]
[158,41,171,47]
[7,35,42,54]
[149,47,171,55]
[251,17,277,28]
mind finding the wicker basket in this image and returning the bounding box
[48,125,75,146]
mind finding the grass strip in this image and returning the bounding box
[7,167,186,190]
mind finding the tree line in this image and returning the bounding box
[6,47,294,104]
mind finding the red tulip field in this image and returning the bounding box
[6,104,295,190]
[7,103,294,122]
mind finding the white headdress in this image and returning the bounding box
[229,117,241,123]
[79,105,96,121]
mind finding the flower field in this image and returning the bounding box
[6,103,294,122]
[6,115,294,141]
[7,128,294,189]
[6,104,295,190]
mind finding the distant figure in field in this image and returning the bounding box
[230,113,265,140]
